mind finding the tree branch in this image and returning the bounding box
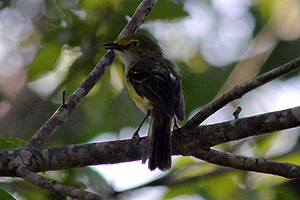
[114,167,231,195]
[192,148,300,179]
[26,0,157,148]
[4,0,300,197]
[17,0,158,199]
[194,106,300,148]
[16,165,106,200]
[0,138,145,176]
[183,56,300,131]
[1,106,300,179]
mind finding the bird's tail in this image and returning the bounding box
[142,107,172,171]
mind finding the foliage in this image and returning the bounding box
[1,0,300,199]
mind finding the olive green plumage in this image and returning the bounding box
[104,33,185,171]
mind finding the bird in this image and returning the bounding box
[103,33,185,171]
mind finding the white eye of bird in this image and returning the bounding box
[131,41,139,48]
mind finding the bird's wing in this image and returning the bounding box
[127,58,184,120]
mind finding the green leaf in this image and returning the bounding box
[14,179,65,200]
[148,0,188,20]
[0,90,5,102]
[27,44,62,82]
[0,138,26,149]
[0,189,16,200]
[121,0,188,21]
[165,181,198,199]
[62,168,114,198]
[199,171,242,199]
[179,62,234,115]
[78,167,114,197]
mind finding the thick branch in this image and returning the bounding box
[1,106,300,179]
[194,106,300,148]
[26,0,157,148]
[183,57,300,131]
[1,139,145,176]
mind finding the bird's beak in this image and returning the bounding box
[103,43,126,52]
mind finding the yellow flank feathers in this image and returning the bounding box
[125,78,152,114]
[103,33,185,171]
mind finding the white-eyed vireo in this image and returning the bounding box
[103,33,185,171]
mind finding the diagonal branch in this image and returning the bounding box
[16,165,106,200]
[19,0,158,199]
[26,0,158,148]
[114,167,231,195]
[183,56,300,132]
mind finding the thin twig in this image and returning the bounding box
[62,91,66,107]
[232,106,242,119]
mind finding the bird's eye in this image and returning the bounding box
[131,41,139,48]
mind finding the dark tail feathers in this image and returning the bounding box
[142,108,172,171]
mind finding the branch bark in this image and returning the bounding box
[194,106,300,148]
[192,148,300,179]
[11,0,158,199]
[2,0,300,198]
[183,56,300,131]
[16,165,105,200]
[1,106,300,179]
[26,0,158,148]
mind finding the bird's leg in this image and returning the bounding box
[132,111,150,139]
[173,117,179,130]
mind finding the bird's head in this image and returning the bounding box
[103,33,163,67]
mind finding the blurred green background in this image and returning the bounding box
[1,0,300,199]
